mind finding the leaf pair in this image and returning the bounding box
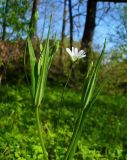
[27,32,59,107]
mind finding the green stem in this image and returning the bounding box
[56,63,74,128]
[57,63,74,128]
[55,64,73,154]
[35,106,48,160]
[60,64,73,106]
[64,105,90,160]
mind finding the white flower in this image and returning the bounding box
[66,47,86,62]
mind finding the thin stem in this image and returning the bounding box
[60,64,73,106]
[35,106,48,160]
[57,63,74,126]
[55,63,74,153]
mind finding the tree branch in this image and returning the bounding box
[98,0,127,3]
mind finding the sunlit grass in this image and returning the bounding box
[0,85,127,159]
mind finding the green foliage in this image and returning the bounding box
[0,0,30,39]
[99,47,127,94]
[0,85,127,159]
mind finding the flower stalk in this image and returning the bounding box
[64,41,106,160]
[60,63,73,106]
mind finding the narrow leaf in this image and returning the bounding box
[27,37,37,99]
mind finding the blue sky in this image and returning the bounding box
[93,2,126,51]
[37,1,127,52]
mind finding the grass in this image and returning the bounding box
[0,84,127,159]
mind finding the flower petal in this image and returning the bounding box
[79,50,85,56]
[66,48,73,57]
[71,47,75,56]
[67,47,86,62]
[79,54,86,59]
[75,48,78,55]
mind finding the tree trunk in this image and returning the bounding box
[81,0,97,69]
[2,0,9,41]
[68,0,73,50]
[29,0,39,37]
[59,0,67,71]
